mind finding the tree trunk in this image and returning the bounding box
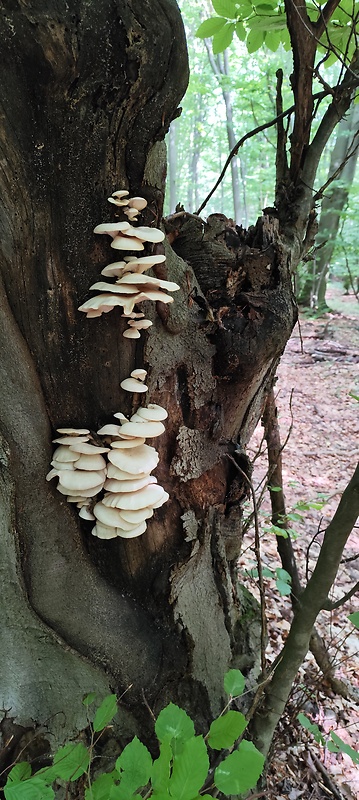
[0,0,298,763]
[168,120,178,214]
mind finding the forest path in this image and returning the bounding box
[241,293,359,799]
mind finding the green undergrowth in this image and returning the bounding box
[1,670,265,800]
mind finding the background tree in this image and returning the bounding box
[0,0,358,780]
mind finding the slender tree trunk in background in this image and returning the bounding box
[300,102,359,306]
[187,96,204,212]
[168,119,178,214]
[204,43,242,223]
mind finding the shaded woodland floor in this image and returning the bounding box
[241,291,359,799]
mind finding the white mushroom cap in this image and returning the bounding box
[52,445,81,463]
[128,319,152,330]
[112,412,128,422]
[152,489,170,508]
[129,413,146,424]
[110,437,146,449]
[50,460,75,471]
[123,329,141,339]
[117,274,179,292]
[46,468,60,482]
[121,312,145,319]
[92,523,119,540]
[117,506,154,523]
[96,424,123,436]
[66,495,89,503]
[56,427,90,435]
[120,377,148,393]
[108,443,158,474]
[130,226,165,243]
[94,502,148,534]
[58,470,106,491]
[137,404,168,421]
[136,290,175,304]
[111,236,144,251]
[78,294,138,314]
[107,464,152,481]
[89,282,140,295]
[103,483,166,510]
[119,420,165,438]
[124,208,140,219]
[115,523,147,538]
[79,507,96,521]
[101,262,126,277]
[69,443,110,454]
[52,435,90,445]
[94,222,131,236]
[128,197,147,210]
[104,475,156,493]
[57,482,104,497]
[111,190,129,198]
[130,369,147,380]
[72,453,107,471]
[124,255,166,266]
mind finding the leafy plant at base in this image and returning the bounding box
[3,670,265,800]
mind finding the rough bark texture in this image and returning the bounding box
[0,0,297,762]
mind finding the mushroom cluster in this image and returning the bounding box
[78,190,180,339]
[46,429,109,520]
[47,371,169,540]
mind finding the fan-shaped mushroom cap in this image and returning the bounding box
[124,255,166,266]
[57,482,104,497]
[50,460,75,471]
[57,427,90,435]
[131,369,147,381]
[136,404,168,421]
[101,262,126,277]
[78,294,138,314]
[58,470,106,491]
[115,523,147,538]
[128,319,152,330]
[120,377,148,393]
[129,413,146,424]
[118,507,154,523]
[112,190,129,198]
[124,207,140,220]
[119,420,165,438]
[72,453,107,471]
[66,495,89,503]
[131,226,165,243]
[52,445,81,463]
[152,490,170,508]
[69,443,110,454]
[96,424,123,436]
[108,197,129,208]
[112,412,128,422]
[92,523,119,540]
[79,507,96,521]
[108,443,158,474]
[104,483,166,510]
[104,475,156,494]
[111,236,144,251]
[110,437,146,449]
[136,290,174,304]
[89,282,140,295]
[46,468,60,481]
[122,312,145,319]
[94,222,131,236]
[123,329,141,339]
[94,502,148,533]
[128,197,147,210]
[53,435,90,445]
[106,464,152,481]
[117,273,179,292]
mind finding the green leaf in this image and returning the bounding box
[297,713,325,745]
[330,733,359,764]
[349,391,359,402]
[212,22,236,54]
[212,0,238,17]
[115,737,152,797]
[208,710,247,750]
[268,485,282,492]
[4,778,55,800]
[262,567,274,578]
[6,765,32,785]
[276,568,292,582]
[235,20,246,41]
[93,694,118,732]
[276,579,292,596]
[52,742,90,781]
[83,692,96,707]
[168,736,209,800]
[155,703,195,746]
[214,740,265,794]
[348,611,359,629]
[196,17,227,38]
[151,742,172,794]
[224,668,245,697]
[85,772,118,800]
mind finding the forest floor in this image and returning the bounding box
[240,285,359,800]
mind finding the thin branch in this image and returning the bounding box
[313,131,359,200]
[314,0,342,36]
[323,580,359,610]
